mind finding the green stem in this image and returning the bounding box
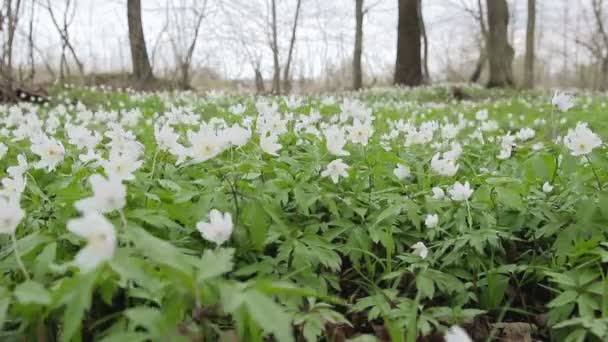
[11,232,30,281]
[150,148,160,179]
[585,156,603,191]
[465,199,473,230]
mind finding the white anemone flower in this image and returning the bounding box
[445,326,472,342]
[75,174,126,214]
[67,213,117,272]
[196,209,233,245]
[321,159,349,184]
[0,196,25,235]
[449,181,474,202]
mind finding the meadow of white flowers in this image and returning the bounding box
[0,86,606,341]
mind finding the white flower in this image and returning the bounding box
[393,164,411,180]
[7,154,28,178]
[321,159,349,184]
[449,181,474,201]
[324,125,349,156]
[475,109,488,121]
[445,326,472,342]
[224,124,251,148]
[154,123,180,151]
[516,127,535,141]
[348,119,372,146]
[431,153,459,177]
[411,242,428,259]
[0,196,24,234]
[563,122,602,156]
[542,182,554,193]
[0,143,7,160]
[260,134,282,156]
[1,174,26,202]
[187,126,227,162]
[75,175,126,214]
[431,187,445,200]
[532,142,544,151]
[552,91,574,112]
[102,152,143,181]
[424,214,439,228]
[497,133,517,160]
[196,209,233,245]
[67,213,116,272]
[30,135,65,171]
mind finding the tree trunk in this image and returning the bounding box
[282,0,302,94]
[127,0,154,82]
[418,0,429,83]
[470,48,487,83]
[270,0,281,94]
[601,56,608,91]
[486,0,514,88]
[353,0,364,90]
[523,0,535,88]
[394,0,422,86]
[470,0,487,83]
[1,0,22,95]
[254,66,265,94]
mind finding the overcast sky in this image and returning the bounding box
[10,0,598,81]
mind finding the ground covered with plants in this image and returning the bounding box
[0,85,607,341]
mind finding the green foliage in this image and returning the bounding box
[1,86,608,340]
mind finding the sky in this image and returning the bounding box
[8,0,600,82]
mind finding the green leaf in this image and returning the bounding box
[125,306,162,337]
[198,248,234,281]
[416,274,435,300]
[242,201,270,250]
[371,204,402,228]
[128,225,195,275]
[548,290,579,308]
[244,290,294,342]
[496,187,522,210]
[60,272,97,342]
[14,280,51,305]
[0,287,10,330]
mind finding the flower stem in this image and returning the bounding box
[549,105,557,141]
[465,200,473,230]
[11,232,30,281]
[150,148,160,179]
[585,156,603,191]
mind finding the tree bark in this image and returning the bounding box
[282,0,302,94]
[127,0,154,82]
[353,0,364,90]
[523,0,535,88]
[418,0,429,83]
[270,0,281,94]
[394,0,422,86]
[486,0,514,88]
[1,0,22,94]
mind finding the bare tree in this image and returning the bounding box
[0,0,23,95]
[394,0,422,86]
[418,0,429,82]
[282,0,302,93]
[127,0,155,83]
[166,0,208,89]
[486,0,514,88]
[458,0,488,83]
[26,0,35,84]
[270,0,280,93]
[41,0,84,82]
[591,0,608,90]
[353,0,364,90]
[574,0,608,90]
[523,0,535,88]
